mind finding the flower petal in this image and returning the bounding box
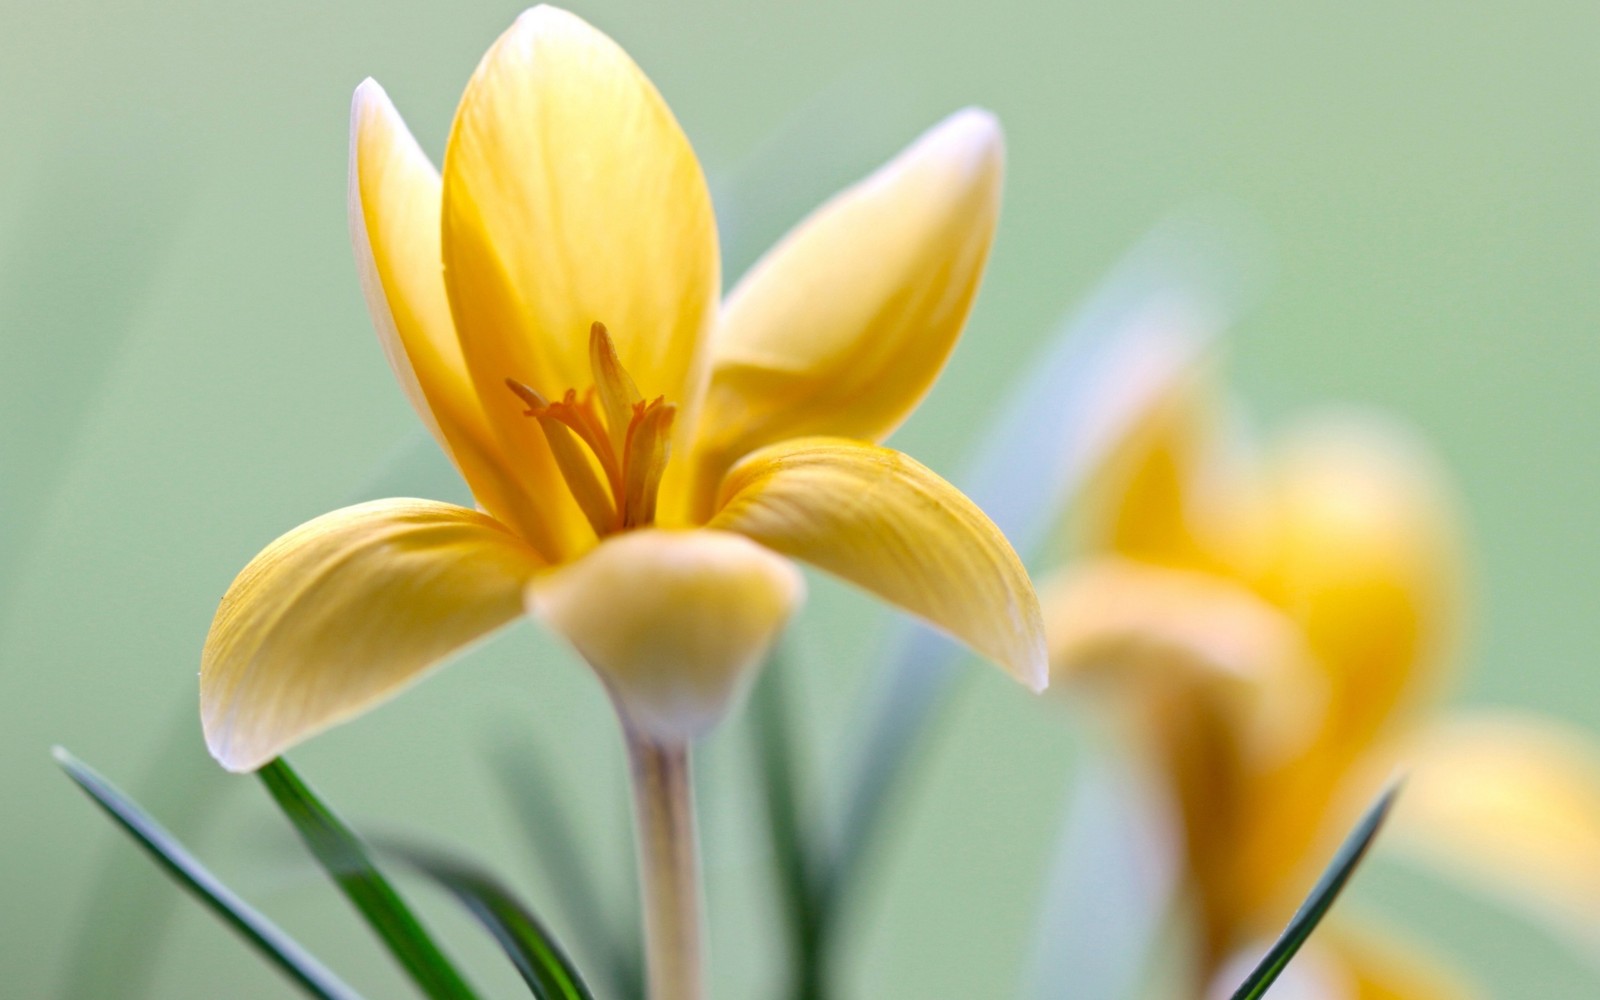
[441,6,719,544]
[711,437,1045,690]
[527,528,804,743]
[1259,414,1463,773]
[688,109,1003,512]
[1391,711,1600,951]
[201,499,543,772]
[350,80,563,556]
[1073,365,1257,574]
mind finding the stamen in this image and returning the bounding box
[505,323,678,540]
[507,379,618,536]
[590,322,643,454]
[622,399,675,528]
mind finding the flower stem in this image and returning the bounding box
[625,729,703,1000]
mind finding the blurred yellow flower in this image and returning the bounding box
[201,5,1045,772]
[1045,365,1600,997]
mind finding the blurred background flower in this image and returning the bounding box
[3,2,1597,998]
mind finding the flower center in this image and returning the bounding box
[507,322,676,539]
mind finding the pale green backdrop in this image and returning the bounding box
[2,1,1597,997]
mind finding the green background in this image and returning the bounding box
[3,0,1596,996]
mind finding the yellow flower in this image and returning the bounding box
[201,6,1045,772]
[1045,364,1600,997]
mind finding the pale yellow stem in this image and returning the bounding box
[625,728,704,1000]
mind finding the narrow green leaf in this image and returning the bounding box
[53,747,363,1000]
[385,842,596,1000]
[1228,782,1402,1000]
[257,758,479,1000]
[491,740,644,1000]
[750,646,829,1000]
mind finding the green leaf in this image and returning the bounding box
[384,841,596,1000]
[257,758,480,1000]
[490,740,644,1000]
[53,747,363,1000]
[1228,781,1402,1000]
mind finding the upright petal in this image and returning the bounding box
[1073,367,1256,574]
[528,528,804,743]
[1260,414,1463,770]
[687,110,1003,512]
[1392,712,1600,952]
[441,6,719,545]
[201,499,543,772]
[350,80,562,555]
[712,437,1046,690]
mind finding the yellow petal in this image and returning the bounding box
[441,6,719,545]
[687,109,1003,514]
[1040,558,1323,960]
[1391,711,1600,949]
[350,80,564,556]
[1224,415,1462,921]
[528,528,804,742]
[711,437,1046,690]
[1043,558,1311,697]
[1260,414,1463,775]
[201,499,542,772]
[1073,365,1259,574]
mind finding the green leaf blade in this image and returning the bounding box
[53,747,364,1000]
[388,842,597,1000]
[1228,781,1402,1000]
[258,758,479,1000]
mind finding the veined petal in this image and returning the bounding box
[201,499,542,772]
[711,437,1046,690]
[687,110,1003,513]
[441,5,719,546]
[350,80,562,556]
[528,528,803,743]
[1391,711,1600,949]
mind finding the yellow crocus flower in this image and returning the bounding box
[200,5,1045,773]
[1046,364,1600,998]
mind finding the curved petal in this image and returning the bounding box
[1390,711,1600,953]
[687,109,1003,513]
[1260,414,1463,772]
[1073,365,1257,574]
[711,437,1046,690]
[528,528,804,743]
[350,79,562,556]
[1041,558,1325,958]
[201,499,543,772]
[1043,558,1310,694]
[441,6,719,547]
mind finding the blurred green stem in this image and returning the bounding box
[752,652,828,1000]
[625,730,703,1000]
